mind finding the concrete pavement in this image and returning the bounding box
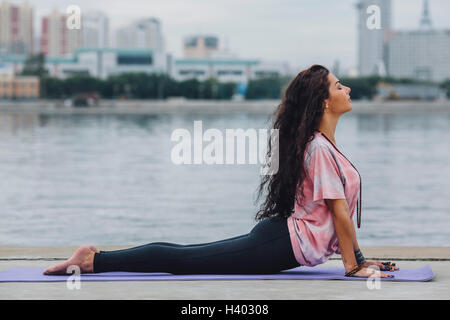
[1,246,449,300]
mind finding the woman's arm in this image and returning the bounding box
[325,198,394,278]
[325,198,358,272]
[349,218,360,251]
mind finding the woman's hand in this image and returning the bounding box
[351,266,395,278]
[361,260,399,271]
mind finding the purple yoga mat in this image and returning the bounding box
[0,265,434,282]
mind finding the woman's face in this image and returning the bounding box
[324,73,352,114]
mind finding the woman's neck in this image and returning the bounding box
[318,115,338,147]
[317,128,337,147]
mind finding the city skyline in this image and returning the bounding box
[2,0,450,74]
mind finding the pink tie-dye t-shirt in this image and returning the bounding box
[287,130,361,267]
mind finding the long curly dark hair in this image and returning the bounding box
[254,64,331,222]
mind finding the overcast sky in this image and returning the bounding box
[13,0,450,73]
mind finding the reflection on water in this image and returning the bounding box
[357,113,450,133]
[0,110,449,246]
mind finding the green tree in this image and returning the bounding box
[178,78,200,99]
[63,75,103,96]
[217,82,236,100]
[245,76,286,100]
[339,76,380,100]
[21,53,49,97]
[40,77,65,99]
[440,79,450,98]
[21,53,48,78]
[31,71,241,100]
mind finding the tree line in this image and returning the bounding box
[20,54,449,100]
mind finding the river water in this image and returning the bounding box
[0,110,449,246]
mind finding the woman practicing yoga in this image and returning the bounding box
[44,64,398,278]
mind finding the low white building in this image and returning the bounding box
[376,82,447,101]
[0,47,291,85]
[171,58,291,84]
[0,47,167,79]
[0,63,14,78]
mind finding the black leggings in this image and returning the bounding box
[93,216,300,274]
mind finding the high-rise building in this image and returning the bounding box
[183,35,219,59]
[356,0,392,76]
[0,1,33,55]
[116,18,164,52]
[388,0,450,82]
[41,9,81,57]
[81,11,109,48]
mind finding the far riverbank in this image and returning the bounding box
[0,99,450,115]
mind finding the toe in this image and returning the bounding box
[88,245,100,253]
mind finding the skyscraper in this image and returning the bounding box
[183,35,219,59]
[115,18,166,73]
[356,0,392,76]
[0,1,33,55]
[41,9,81,57]
[116,18,164,52]
[81,11,109,48]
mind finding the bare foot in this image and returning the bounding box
[43,245,100,275]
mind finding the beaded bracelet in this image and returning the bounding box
[345,265,363,277]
